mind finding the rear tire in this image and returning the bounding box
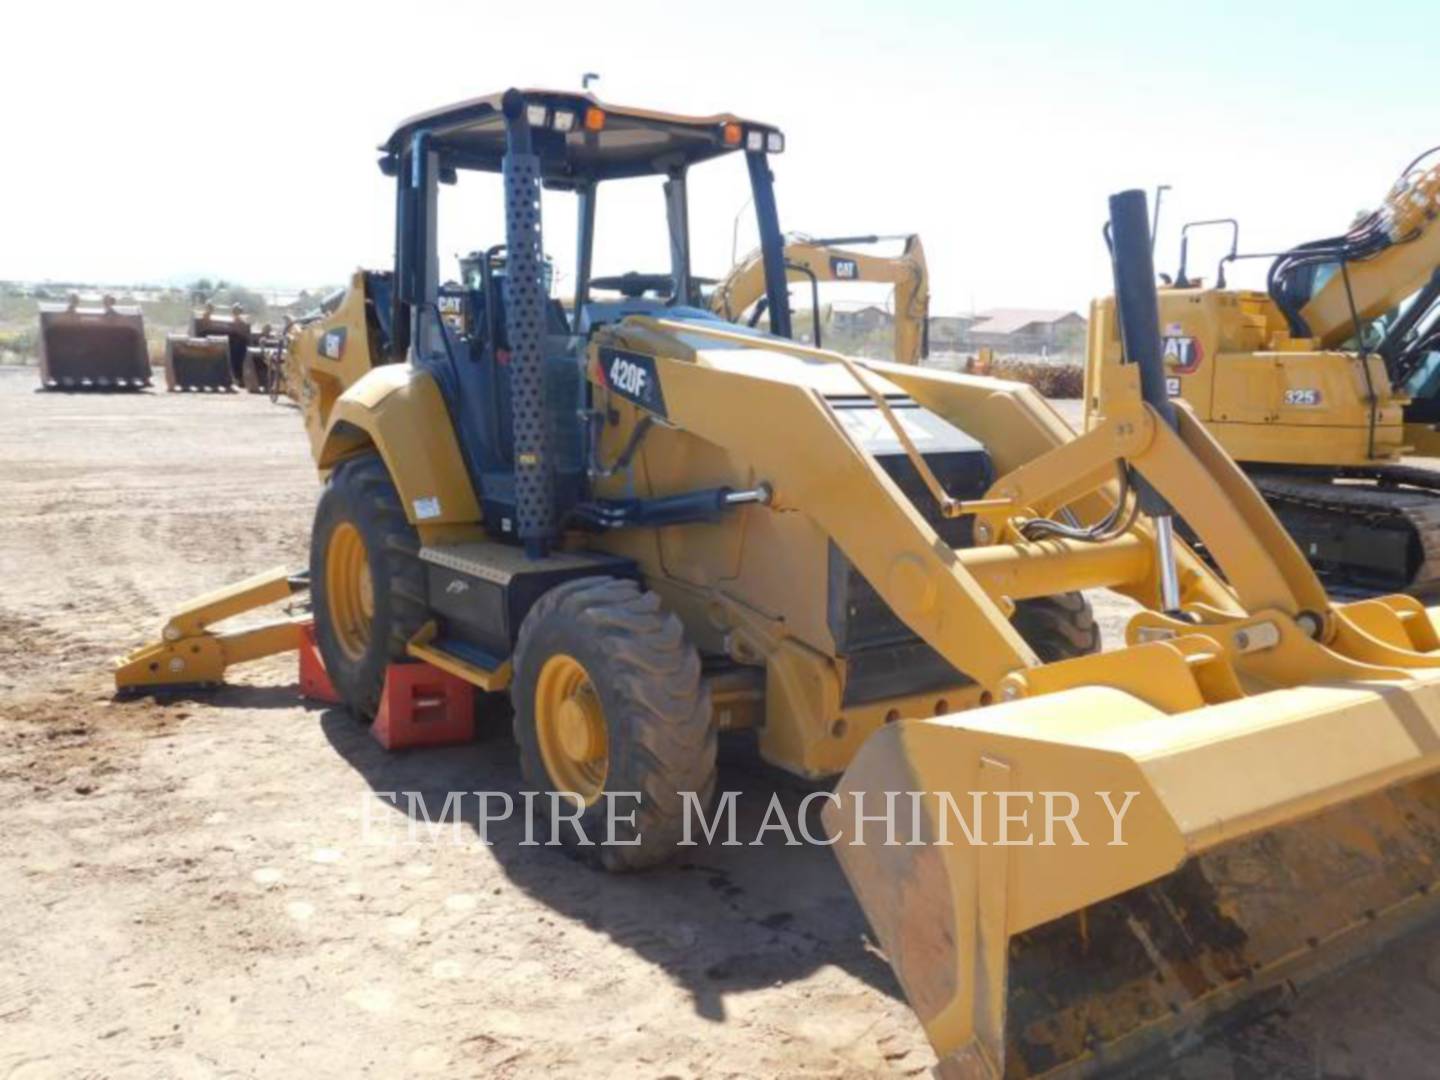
[310,454,428,719]
[512,576,716,872]
[1011,592,1100,662]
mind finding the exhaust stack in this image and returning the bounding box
[501,90,558,558]
[1108,188,1182,609]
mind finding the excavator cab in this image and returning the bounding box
[1091,159,1440,592]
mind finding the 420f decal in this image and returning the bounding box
[598,347,668,418]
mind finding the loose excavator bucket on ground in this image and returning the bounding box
[188,303,253,388]
[241,325,282,394]
[164,334,235,391]
[37,295,152,390]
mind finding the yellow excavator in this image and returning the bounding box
[709,233,930,363]
[1086,150,1440,592]
[116,89,1440,1077]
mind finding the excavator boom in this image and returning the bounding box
[709,233,930,363]
[1288,153,1440,352]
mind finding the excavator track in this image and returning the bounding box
[1249,464,1440,595]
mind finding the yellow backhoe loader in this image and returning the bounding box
[709,233,930,363]
[117,90,1440,1077]
[36,293,152,390]
[1086,149,1440,592]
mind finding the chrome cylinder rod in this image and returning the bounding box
[1154,514,1182,611]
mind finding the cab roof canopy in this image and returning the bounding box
[381,88,781,184]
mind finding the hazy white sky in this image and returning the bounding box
[3,0,1433,314]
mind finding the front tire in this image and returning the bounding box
[310,454,428,719]
[512,576,716,872]
[1011,591,1101,662]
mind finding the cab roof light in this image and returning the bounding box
[745,129,765,153]
[552,109,577,133]
[525,103,549,128]
[766,131,785,154]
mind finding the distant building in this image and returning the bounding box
[926,315,979,350]
[964,308,1086,353]
[831,305,892,333]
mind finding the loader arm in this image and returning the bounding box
[709,234,930,363]
[625,313,1337,691]
[824,192,1440,1078]
[624,191,1440,1078]
[606,317,1042,691]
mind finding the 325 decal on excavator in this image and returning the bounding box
[598,347,667,418]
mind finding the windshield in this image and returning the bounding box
[438,151,764,310]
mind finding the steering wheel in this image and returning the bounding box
[588,272,675,299]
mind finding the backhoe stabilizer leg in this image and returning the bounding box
[113,567,309,691]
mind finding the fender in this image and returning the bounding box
[317,363,482,529]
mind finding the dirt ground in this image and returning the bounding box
[2,368,1438,1080]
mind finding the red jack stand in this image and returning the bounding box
[298,622,341,704]
[372,662,475,750]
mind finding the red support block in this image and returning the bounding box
[372,662,475,750]
[298,622,342,704]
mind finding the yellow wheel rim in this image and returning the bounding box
[534,653,608,806]
[326,521,374,661]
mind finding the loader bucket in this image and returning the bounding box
[828,678,1440,1077]
[189,305,252,386]
[36,296,152,390]
[164,334,235,391]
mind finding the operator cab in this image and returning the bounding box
[379,88,791,556]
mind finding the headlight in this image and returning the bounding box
[766,131,785,154]
[525,103,549,128]
[552,109,577,133]
[745,129,765,152]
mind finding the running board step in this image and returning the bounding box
[407,633,512,692]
